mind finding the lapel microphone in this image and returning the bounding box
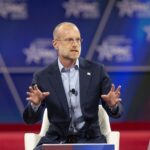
[70,88,78,96]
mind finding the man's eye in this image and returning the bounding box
[67,38,73,42]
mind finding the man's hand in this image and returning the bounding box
[101,84,121,108]
[26,84,50,105]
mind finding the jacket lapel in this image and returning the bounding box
[79,58,92,109]
[46,58,92,118]
[47,61,70,117]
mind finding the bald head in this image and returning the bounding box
[53,22,80,40]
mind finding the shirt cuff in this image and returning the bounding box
[31,102,41,112]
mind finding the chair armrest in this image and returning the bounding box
[106,131,120,150]
[24,133,42,150]
[39,108,50,136]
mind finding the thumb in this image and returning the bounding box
[101,94,106,99]
[43,92,50,97]
[101,95,109,101]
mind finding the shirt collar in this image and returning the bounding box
[58,58,79,72]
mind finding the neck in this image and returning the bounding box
[59,57,76,68]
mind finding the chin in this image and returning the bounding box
[73,54,80,58]
[71,56,79,60]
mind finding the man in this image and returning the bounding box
[23,22,123,150]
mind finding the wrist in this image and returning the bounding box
[31,102,41,107]
[31,102,41,111]
[109,102,119,111]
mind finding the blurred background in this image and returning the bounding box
[0,0,150,149]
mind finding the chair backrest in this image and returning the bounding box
[98,105,111,136]
[39,105,111,137]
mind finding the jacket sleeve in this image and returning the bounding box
[23,72,46,124]
[100,65,124,118]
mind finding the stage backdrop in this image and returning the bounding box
[0,0,150,123]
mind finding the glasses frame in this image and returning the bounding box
[56,38,83,44]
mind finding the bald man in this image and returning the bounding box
[23,22,123,150]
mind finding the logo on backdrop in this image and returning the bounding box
[144,25,150,41]
[116,0,150,18]
[0,0,28,20]
[62,0,100,19]
[96,35,133,62]
[23,38,57,65]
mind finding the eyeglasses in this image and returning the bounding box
[56,38,83,44]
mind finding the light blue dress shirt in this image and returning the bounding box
[58,59,84,132]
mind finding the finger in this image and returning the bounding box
[29,86,34,92]
[111,84,115,92]
[33,84,43,95]
[26,92,32,96]
[33,84,38,90]
[116,98,122,103]
[116,91,120,97]
[115,85,121,93]
[26,97,32,101]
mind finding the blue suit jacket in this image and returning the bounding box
[23,58,123,143]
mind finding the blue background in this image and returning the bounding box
[0,0,150,123]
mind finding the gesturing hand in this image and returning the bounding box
[26,84,50,105]
[101,84,121,107]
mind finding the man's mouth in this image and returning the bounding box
[70,50,78,52]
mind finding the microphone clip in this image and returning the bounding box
[70,88,78,96]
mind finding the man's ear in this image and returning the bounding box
[52,40,58,50]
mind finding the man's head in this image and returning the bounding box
[52,22,82,63]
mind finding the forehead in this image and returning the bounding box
[57,25,81,38]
